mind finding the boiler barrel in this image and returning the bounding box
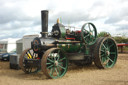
[41,10,48,37]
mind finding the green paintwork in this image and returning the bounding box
[57,43,81,53]
[100,38,117,68]
[81,23,97,45]
[79,43,90,54]
[85,46,90,55]
[46,49,68,79]
[60,26,66,38]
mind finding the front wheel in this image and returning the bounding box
[41,48,68,79]
[94,37,118,69]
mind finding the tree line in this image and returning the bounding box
[98,31,128,43]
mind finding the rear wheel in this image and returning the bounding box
[41,48,68,79]
[94,37,118,69]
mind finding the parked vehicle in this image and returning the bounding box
[0,50,16,61]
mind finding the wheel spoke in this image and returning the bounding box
[33,53,36,58]
[101,53,105,57]
[26,68,32,73]
[107,57,114,63]
[30,68,32,72]
[86,37,89,42]
[32,52,34,58]
[54,67,59,76]
[35,53,37,58]
[46,62,52,65]
[90,35,92,38]
[57,66,61,74]
[51,67,55,75]
[105,43,108,49]
[90,35,94,42]
[84,34,90,39]
[47,58,54,63]
[88,24,91,31]
[57,50,60,59]
[47,64,54,69]
[28,50,33,58]
[57,55,60,61]
[59,57,66,61]
[101,57,107,63]
[91,35,95,39]
[106,39,109,45]
[109,43,114,48]
[58,65,66,69]
[91,30,94,34]
[106,62,109,67]
[101,49,105,52]
[102,44,107,50]
[54,56,56,61]
[26,52,30,59]
[34,53,36,58]
[110,52,116,55]
[101,57,104,63]
[58,62,63,65]
[85,29,89,33]
[50,68,53,75]
[103,57,109,64]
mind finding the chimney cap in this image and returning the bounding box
[41,10,48,12]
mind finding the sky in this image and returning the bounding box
[0,0,128,40]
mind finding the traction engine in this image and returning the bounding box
[19,10,118,79]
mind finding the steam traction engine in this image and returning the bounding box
[19,10,118,79]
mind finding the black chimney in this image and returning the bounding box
[41,10,48,37]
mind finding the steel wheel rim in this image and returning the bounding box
[42,48,68,79]
[19,48,41,74]
[100,38,117,68]
[81,23,97,45]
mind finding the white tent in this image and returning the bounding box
[7,38,19,52]
[0,38,19,53]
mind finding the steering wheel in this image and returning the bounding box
[81,22,97,45]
